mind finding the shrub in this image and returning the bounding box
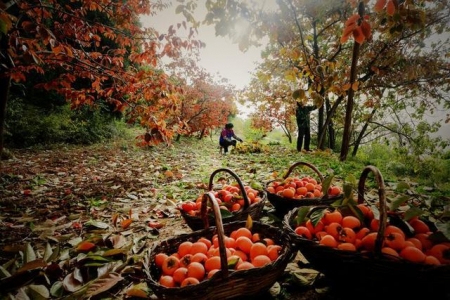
[5,98,126,148]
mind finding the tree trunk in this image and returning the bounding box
[318,95,344,149]
[312,20,325,150]
[340,41,360,161]
[0,75,10,163]
[318,104,324,149]
[340,2,364,161]
[352,108,377,157]
[0,24,12,165]
[328,120,336,150]
[198,128,206,139]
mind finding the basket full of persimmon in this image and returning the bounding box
[265,161,343,215]
[178,168,266,231]
[283,165,450,297]
[146,192,296,300]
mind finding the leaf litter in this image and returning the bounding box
[0,138,442,299]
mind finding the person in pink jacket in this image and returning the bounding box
[219,123,243,154]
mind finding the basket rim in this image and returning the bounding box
[264,188,343,203]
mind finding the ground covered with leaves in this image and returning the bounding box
[0,137,447,299]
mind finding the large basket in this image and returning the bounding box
[147,192,296,300]
[265,161,342,215]
[179,168,266,231]
[283,165,450,297]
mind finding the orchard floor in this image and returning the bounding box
[0,136,446,299]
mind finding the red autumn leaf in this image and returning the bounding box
[361,21,372,40]
[340,32,351,44]
[345,14,360,27]
[352,26,365,44]
[374,0,387,12]
[121,219,132,229]
[386,0,396,16]
[342,23,356,39]
[76,241,96,253]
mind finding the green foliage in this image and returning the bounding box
[355,141,450,190]
[5,98,127,148]
[243,126,267,142]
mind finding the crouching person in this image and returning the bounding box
[219,123,243,154]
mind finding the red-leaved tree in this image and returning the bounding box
[0,0,203,160]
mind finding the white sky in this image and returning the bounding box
[140,2,265,90]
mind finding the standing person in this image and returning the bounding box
[219,123,243,154]
[296,101,318,152]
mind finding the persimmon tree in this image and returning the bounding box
[177,75,237,140]
[164,55,237,140]
[178,0,450,160]
[244,72,298,143]
[0,0,202,161]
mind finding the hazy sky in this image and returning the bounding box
[140,2,265,90]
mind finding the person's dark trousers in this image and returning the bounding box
[297,127,311,151]
[220,140,237,153]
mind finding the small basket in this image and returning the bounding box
[179,168,266,231]
[265,161,342,215]
[147,192,296,300]
[283,165,450,296]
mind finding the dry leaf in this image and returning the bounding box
[62,272,83,292]
[85,272,123,297]
[121,219,132,229]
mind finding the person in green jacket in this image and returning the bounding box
[296,101,318,152]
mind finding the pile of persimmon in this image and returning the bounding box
[153,227,283,288]
[266,176,341,199]
[179,184,263,216]
[293,205,450,265]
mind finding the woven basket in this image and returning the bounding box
[283,165,450,297]
[179,168,266,231]
[147,192,296,300]
[265,161,343,215]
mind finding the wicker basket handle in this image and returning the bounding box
[200,192,230,278]
[283,161,324,182]
[357,165,387,255]
[208,168,251,210]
